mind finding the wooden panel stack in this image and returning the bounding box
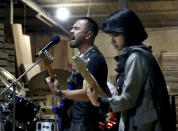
[4,43,16,76]
[0,24,8,103]
[0,23,16,104]
[0,52,9,104]
[160,52,178,123]
[160,52,178,93]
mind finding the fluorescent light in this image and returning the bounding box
[56,8,70,21]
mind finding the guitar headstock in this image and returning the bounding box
[42,50,53,64]
[39,50,55,81]
[72,56,87,73]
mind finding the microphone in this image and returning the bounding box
[35,35,60,57]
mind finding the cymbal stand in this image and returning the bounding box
[54,95,58,131]
[12,82,16,131]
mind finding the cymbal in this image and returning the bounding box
[0,67,26,95]
[27,69,71,96]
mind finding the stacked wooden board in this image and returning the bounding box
[0,23,16,104]
[161,52,178,93]
[160,52,178,124]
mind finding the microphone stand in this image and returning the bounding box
[0,58,42,131]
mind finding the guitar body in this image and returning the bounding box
[99,73,124,131]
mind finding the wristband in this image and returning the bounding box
[57,89,63,97]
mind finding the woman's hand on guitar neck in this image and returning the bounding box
[86,82,100,107]
[46,77,60,96]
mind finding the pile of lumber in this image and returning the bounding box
[160,52,178,93]
[0,23,16,104]
[160,52,178,123]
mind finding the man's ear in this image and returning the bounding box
[85,31,93,40]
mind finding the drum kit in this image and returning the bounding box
[0,67,71,131]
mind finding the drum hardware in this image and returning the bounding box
[0,48,69,131]
[0,104,11,125]
[36,119,56,131]
[6,93,40,125]
[0,59,42,131]
[0,93,40,131]
[12,83,16,131]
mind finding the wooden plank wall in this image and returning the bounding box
[95,32,118,84]
[52,40,73,70]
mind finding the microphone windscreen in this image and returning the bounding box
[50,35,60,44]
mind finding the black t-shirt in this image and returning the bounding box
[68,46,109,122]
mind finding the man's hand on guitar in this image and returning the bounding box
[86,83,100,107]
[46,77,60,96]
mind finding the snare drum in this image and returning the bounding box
[36,119,55,131]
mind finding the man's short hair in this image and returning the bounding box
[79,17,99,39]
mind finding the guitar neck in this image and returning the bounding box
[79,66,108,98]
[81,69,96,89]
[46,66,55,81]
[72,55,108,97]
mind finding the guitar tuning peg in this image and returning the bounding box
[43,50,54,63]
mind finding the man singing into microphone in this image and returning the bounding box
[46,17,111,131]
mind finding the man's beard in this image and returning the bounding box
[70,42,80,48]
[70,39,83,48]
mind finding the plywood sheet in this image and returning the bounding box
[12,24,33,69]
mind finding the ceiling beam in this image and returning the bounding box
[39,1,118,8]
[57,9,178,18]
[136,9,178,15]
[39,0,178,8]
[24,26,66,33]
[0,10,176,20]
[20,0,69,35]
[129,1,178,11]
[143,20,178,28]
